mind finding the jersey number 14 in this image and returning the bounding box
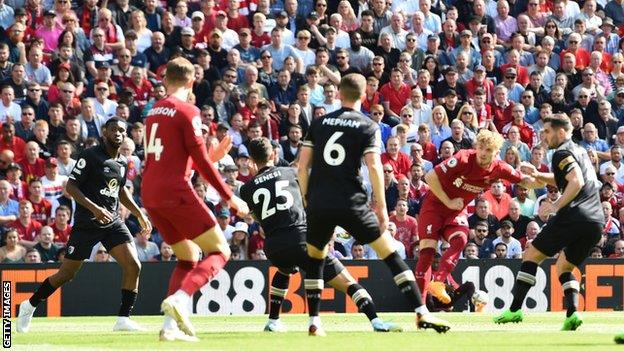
[145,123,164,161]
[252,180,294,220]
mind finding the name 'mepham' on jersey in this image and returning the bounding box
[433,149,523,206]
[302,108,381,209]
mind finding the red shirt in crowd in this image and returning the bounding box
[381,151,412,178]
[0,136,26,162]
[18,158,46,184]
[52,222,72,244]
[390,214,418,258]
[11,219,42,241]
[30,198,52,225]
[379,82,411,116]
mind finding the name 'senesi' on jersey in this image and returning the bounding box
[254,169,282,185]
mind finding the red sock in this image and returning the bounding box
[168,260,198,296]
[414,248,435,299]
[434,235,468,282]
[179,252,228,296]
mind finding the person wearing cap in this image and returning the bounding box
[223,164,243,196]
[450,29,480,69]
[34,9,62,54]
[499,66,524,103]
[40,156,68,203]
[214,10,240,51]
[465,64,494,101]
[491,220,523,258]
[5,161,26,200]
[233,27,260,64]
[433,66,467,103]
[609,86,624,121]
[274,10,296,46]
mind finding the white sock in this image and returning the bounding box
[172,290,192,304]
[268,318,279,323]
[415,305,429,316]
[309,316,322,327]
[117,316,130,323]
[163,315,178,330]
[370,317,382,325]
[22,300,34,311]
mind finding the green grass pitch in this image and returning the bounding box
[10,312,624,350]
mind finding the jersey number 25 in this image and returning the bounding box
[252,180,294,220]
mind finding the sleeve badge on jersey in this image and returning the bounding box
[75,158,86,169]
[192,116,203,137]
[558,156,575,171]
[447,158,458,168]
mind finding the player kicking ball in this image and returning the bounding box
[16,118,152,333]
[414,129,542,306]
[494,115,603,330]
[142,57,249,342]
[241,138,402,333]
[298,73,449,336]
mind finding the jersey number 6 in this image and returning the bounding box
[323,131,346,166]
[252,180,294,220]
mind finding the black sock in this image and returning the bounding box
[118,289,138,317]
[510,261,538,312]
[383,251,423,309]
[559,272,579,317]
[304,256,325,317]
[347,283,378,321]
[29,278,58,307]
[269,271,290,320]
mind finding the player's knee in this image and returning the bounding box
[124,259,141,278]
[450,233,468,247]
[57,268,79,284]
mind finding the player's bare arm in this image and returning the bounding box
[65,179,113,224]
[517,174,547,189]
[297,146,313,207]
[424,169,464,211]
[119,186,152,238]
[520,161,556,186]
[364,152,389,233]
[552,164,584,213]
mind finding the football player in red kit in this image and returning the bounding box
[142,57,249,342]
[415,130,542,304]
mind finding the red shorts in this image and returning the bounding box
[418,201,469,242]
[145,194,217,245]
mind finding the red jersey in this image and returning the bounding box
[11,219,42,241]
[52,222,72,244]
[381,151,412,178]
[430,149,523,212]
[389,214,418,258]
[0,136,26,162]
[379,82,411,115]
[29,198,52,225]
[18,158,46,184]
[142,96,233,207]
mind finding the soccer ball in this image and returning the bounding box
[472,290,489,312]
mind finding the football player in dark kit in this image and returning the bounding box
[495,115,604,331]
[240,137,401,333]
[16,117,152,333]
[298,73,450,336]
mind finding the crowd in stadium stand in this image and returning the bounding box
[1,0,624,264]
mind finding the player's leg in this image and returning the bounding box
[108,240,144,331]
[16,258,83,333]
[556,252,583,331]
[265,269,291,332]
[324,259,402,332]
[145,206,200,341]
[304,211,334,336]
[429,228,469,304]
[494,243,548,324]
[414,209,443,301]
[345,209,450,333]
[558,222,601,331]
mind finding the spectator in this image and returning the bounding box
[390,199,418,258]
[55,141,76,177]
[29,120,52,160]
[513,185,536,218]
[24,248,41,263]
[602,201,622,240]
[154,242,176,261]
[463,242,479,259]
[609,239,624,258]
[350,241,366,259]
[92,244,112,262]
[27,178,52,225]
[381,136,411,179]
[469,198,500,238]
[443,119,472,153]
[18,141,45,183]
[0,228,26,262]
[493,242,508,259]
[5,162,26,201]
[41,157,68,202]
[386,221,407,259]
[50,205,71,245]
[0,85,21,124]
[229,221,249,260]
[33,226,59,262]
[11,199,41,248]
[134,232,159,261]
[383,163,399,213]
[492,220,523,258]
